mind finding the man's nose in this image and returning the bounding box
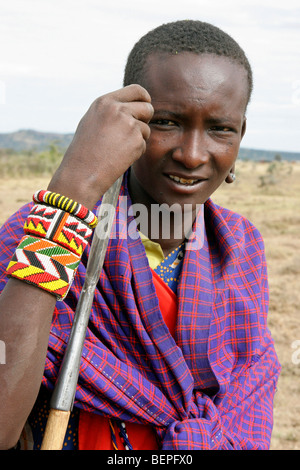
[171,130,209,169]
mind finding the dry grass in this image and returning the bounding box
[213,160,300,450]
[0,159,299,449]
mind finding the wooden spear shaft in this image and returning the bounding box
[41,177,122,450]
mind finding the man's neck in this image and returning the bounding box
[132,201,195,257]
[128,172,198,256]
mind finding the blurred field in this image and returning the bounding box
[214,159,300,450]
[0,158,299,450]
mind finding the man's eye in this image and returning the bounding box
[151,119,176,126]
[211,126,234,133]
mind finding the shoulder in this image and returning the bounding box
[204,199,267,280]
[204,198,265,249]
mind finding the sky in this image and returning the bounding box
[0,0,299,153]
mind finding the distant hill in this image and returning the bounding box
[0,129,73,152]
[0,129,299,161]
[237,147,300,162]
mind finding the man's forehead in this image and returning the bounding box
[143,52,249,110]
[144,52,247,87]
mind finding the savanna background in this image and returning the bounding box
[0,143,299,450]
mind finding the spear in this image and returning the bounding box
[41,177,122,450]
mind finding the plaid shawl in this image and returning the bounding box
[0,176,280,450]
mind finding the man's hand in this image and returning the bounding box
[48,84,154,209]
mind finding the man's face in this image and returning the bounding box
[129,52,248,211]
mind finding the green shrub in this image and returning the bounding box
[0,144,64,178]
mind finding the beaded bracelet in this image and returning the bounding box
[33,190,98,229]
[24,203,93,257]
[6,235,81,300]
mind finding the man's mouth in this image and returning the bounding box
[168,174,202,186]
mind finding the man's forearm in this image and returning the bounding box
[0,278,56,449]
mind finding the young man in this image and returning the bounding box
[0,20,280,450]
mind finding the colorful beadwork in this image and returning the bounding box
[154,242,185,293]
[109,419,133,450]
[6,235,81,300]
[33,190,98,229]
[24,204,93,257]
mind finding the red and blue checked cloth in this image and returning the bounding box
[0,175,281,450]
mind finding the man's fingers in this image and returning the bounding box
[110,85,154,122]
[126,100,154,123]
[139,120,151,141]
[120,84,152,103]
[92,84,153,123]
[106,84,152,105]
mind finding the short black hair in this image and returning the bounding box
[123,19,253,104]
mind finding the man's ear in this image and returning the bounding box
[241,116,247,139]
[225,165,236,183]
